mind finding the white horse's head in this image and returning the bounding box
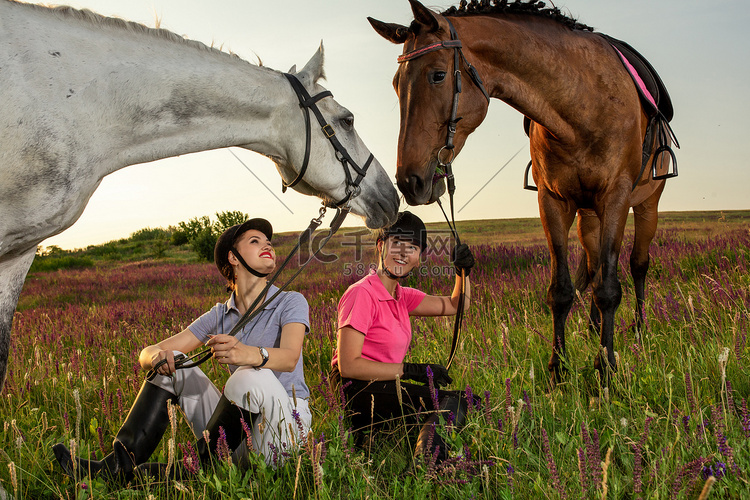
[270,44,399,229]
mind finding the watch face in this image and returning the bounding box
[259,347,269,360]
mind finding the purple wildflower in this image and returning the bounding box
[426,366,439,410]
[338,414,352,459]
[464,385,475,413]
[682,415,692,445]
[506,464,515,492]
[711,404,725,435]
[591,428,602,485]
[98,389,109,419]
[215,426,231,464]
[97,426,106,455]
[726,380,736,415]
[702,461,727,480]
[316,372,337,410]
[735,325,746,364]
[541,429,563,496]
[240,415,254,451]
[741,399,750,438]
[716,432,736,469]
[577,447,589,496]
[179,442,200,474]
[523,389,532,416]
[63,412,70,433]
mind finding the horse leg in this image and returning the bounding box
[0,248,37,390]
[631,182,665,335]
[539,193,577,385]
[592,192,630,384]
[576,209,602,338]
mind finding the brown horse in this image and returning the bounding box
[369,0,677,384]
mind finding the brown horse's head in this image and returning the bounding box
[369,0,489,205]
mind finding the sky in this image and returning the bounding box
[37,0,750,250]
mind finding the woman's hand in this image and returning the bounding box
[150,349,177,376]
[451,243,475,276]
[207,334,255,366]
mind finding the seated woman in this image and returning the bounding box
[331,211,475,464]
[53,218,311,480]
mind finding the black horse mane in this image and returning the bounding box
[441,0,594,32]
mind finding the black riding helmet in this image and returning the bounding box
[375,211,427,253]
[214,218,274,286]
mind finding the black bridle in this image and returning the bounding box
[397,19,490,370]
[148,73,374,379]
[281,73,373,209]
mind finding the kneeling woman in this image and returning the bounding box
[54,218,311,479]
[332,211,475,463]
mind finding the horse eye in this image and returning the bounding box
[429,71,447,84]
[340,116,354,130]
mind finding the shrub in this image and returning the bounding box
[129,227,171,242]
[28,254,94,273]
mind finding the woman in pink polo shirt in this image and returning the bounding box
[331,211,475,464]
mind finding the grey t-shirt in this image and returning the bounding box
[188,285,311,399]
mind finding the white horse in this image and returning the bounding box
[0,0,399,390]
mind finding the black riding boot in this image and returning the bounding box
[414,394,468,465]
[53,381,178,481]
[137,394,256,480]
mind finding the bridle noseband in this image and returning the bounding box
[396,19,490,371]
[281,73,373,209]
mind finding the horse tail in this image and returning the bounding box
[574,251,591,293]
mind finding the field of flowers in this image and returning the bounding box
[1,211,748,499]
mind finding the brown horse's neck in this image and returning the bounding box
[451,14,621,144]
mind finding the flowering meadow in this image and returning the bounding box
[1,211,748,499]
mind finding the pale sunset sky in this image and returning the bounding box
[36,0,749,250]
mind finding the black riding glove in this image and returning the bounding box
[402,362,452,388]
[451,243,475,276]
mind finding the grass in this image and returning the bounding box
[1,210,748,498]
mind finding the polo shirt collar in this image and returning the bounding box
[225,284,282,315]
[365,269,401,302]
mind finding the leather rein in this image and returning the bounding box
[148,72,371,379]
[398,19,489,370]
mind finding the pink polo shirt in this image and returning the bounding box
[332,270,426,366]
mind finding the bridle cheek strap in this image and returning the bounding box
[282,73,373,208]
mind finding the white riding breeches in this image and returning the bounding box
[148,352,311,465]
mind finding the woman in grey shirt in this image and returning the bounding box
[54,218,311,480]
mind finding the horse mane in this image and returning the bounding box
[440,0,594,32]
[13,0,254,64]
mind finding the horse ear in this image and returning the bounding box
[287,64,297,74]
[298,42,325,83]
[408,0,439,34]
[368,17,410,44]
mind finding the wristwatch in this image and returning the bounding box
[256,347,269,368]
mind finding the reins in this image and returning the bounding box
[398,18,487,371]
[148,72,369,379]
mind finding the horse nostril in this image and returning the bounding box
[409,174,424,194]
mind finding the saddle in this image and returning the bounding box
[523,33,679,191]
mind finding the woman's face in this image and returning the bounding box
[379,236,421,277]
[231,229,276,277]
